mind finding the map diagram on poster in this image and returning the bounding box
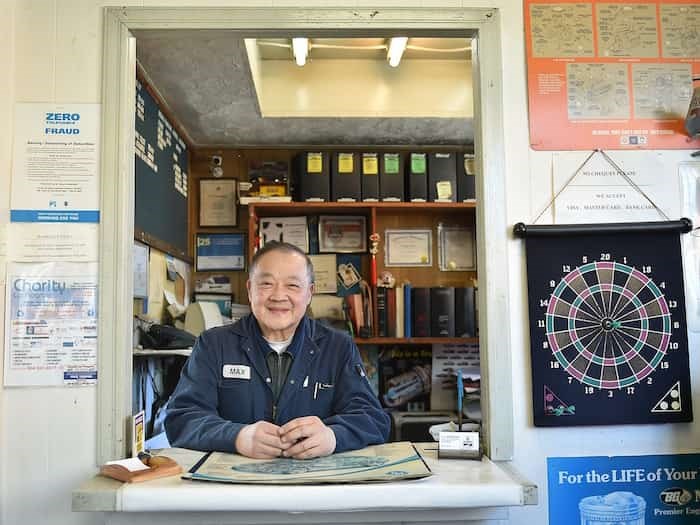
[525,0,700,150]
[515,221,693,427]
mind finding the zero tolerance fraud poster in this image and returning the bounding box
[548,454,700,524]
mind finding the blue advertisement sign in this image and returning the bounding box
[548,454,700,524]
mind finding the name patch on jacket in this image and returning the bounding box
[222,364,251,380]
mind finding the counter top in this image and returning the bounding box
[73,444,536,514]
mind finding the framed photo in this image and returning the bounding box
[318,215,367,253]
[438,225,476,271]
[195,233,246,271]
[385,229,432,267]
[199,178,238,227]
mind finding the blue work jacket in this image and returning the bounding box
[165,314,390,453]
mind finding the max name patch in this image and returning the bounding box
[222,364,251,380]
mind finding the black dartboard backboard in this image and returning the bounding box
[135,78,189,258]
[519,223,693,427]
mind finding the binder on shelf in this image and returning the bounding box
[428,152,457,202]
[361,152,380,201]
[458,153,476,202]
[455,287,477,338]
[411,287,431,337]
[403,283,412,338]
[376,287,388,337]
[331,152,361,202]
[380,152,405,201]
[294,152,330,202]
[386,287,397,337]
[407,153,428,202]
[430,287,455,337]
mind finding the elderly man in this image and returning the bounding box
[165,241,389,459]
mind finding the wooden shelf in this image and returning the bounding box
[354,337,478,345]
[249,201,476,217]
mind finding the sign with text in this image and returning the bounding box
[548,454,700,523]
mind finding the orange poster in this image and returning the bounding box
[525,0,700,150]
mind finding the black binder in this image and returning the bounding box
[380,153,404,201]
[361,153,380,201]
[331,152,361,202]
[428,152,457,202]
[455,287,476,338]
[407,153,428,202]
[411,287,431,337]
[430,287,455,337]
[458,153,476,202]
[294,152,329,202]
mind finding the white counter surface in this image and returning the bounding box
[73,444,536,518]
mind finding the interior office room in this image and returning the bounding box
[1,2,699,525]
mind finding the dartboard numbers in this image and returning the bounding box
[524,230,692,427]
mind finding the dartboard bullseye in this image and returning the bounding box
[518,225,693,427]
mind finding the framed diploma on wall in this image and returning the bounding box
[199,179,238,227]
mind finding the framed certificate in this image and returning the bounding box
[195,233,246,271]
[199,179,238,227]
[438,225,476,271]
[318,215,367,253]
[385,229,432,267]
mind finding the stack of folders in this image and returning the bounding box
[376,285,476,338]
[293,151,476,203]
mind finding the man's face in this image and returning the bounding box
[247,250,314,341]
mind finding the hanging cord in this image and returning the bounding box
[531,149,670,224]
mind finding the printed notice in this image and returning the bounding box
[11,103,100,224]
[526,0,700,150]
[596,3,659,58]
[633,64,693,119]
[529,3,594,57]
[4,262,98,386]
[660,4,700,58]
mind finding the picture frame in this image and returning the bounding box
[385,229,432,267]
[318,215,367,253]
[199,178,238,227]
[438,225,476,271]
[195,233,246,271]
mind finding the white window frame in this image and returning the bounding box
[99,6,512,464]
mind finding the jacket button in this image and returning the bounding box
[290,379,295,385]
[310,350,314,355]
[265,377,271,383]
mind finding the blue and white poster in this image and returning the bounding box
[549,454,700,524]
[11,103,100,224]
[195,233,245,271]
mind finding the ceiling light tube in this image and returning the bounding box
[387,37,408,68]
[292,37,308,66]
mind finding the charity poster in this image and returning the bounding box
[548,454,700,524]
[525,0,700,150]
[553,151,678,223]
[11,103,100,223]
[4,262,98,387]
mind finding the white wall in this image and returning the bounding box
[1,1,698,525]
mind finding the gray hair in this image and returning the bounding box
[249,241,315,284]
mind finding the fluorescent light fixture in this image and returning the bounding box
[387,37,408,67]
[292,37,308,66]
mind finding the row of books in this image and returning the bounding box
[293,151,476,203]
[373,285,477,338]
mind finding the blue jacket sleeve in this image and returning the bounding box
[323,338,391,452]
[164,331,243,452]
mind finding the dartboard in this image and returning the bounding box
[519,223,692,427]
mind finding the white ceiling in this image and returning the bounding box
[134,30,475,148]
